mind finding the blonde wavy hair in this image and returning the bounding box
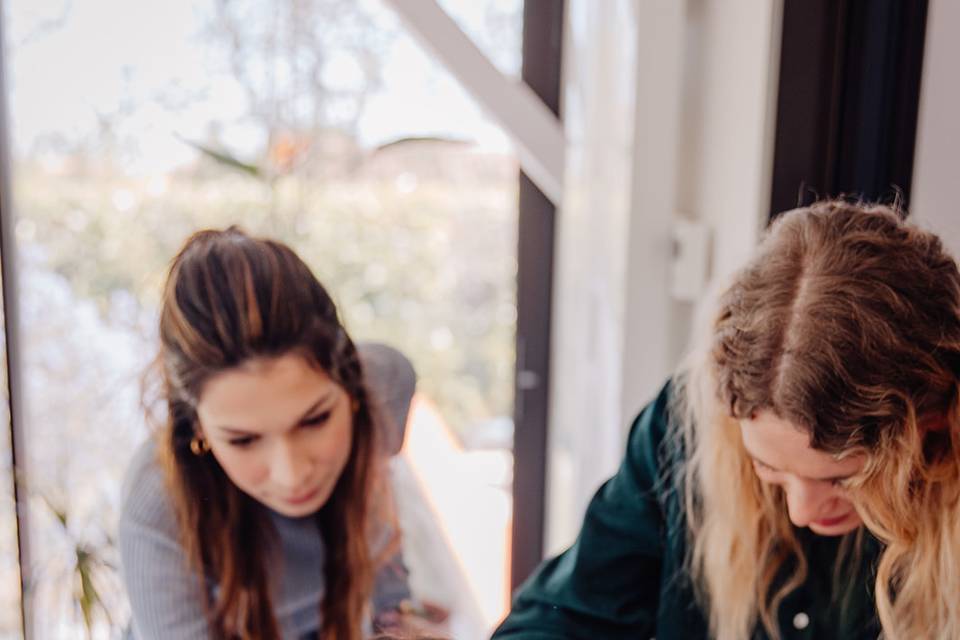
[673,201,960,639]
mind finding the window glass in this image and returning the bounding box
[4,0,521,636]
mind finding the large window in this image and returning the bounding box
[2,0,521,636]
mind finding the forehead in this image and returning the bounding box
[739,410,864,478]
[196,353,339,433]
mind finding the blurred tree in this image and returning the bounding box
[201,0,395,180]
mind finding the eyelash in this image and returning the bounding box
[228,410,332,447]
[302,411,331,428]
[752,460,846,487]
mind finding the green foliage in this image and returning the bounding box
[15,148,517,436]
[34,489,119,638]
[177,137,263,178]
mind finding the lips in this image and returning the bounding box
[283,485,321,505]
[813,512,850,527]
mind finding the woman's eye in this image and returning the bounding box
[229,436,258,447]
[302,411,332,428]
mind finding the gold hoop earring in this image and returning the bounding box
[190,435,211,456]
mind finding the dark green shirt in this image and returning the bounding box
[493,382,881,640]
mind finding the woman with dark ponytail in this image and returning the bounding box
[120,227,414,639]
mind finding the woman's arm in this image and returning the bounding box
[491,383,674,640]
[372,548,412,614]
[119,443,211,640]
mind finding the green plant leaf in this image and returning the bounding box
[76,546,105,632]
[177,135,263,178]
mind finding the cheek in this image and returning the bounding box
[211,447,270,487]
[834,492,856,510]
[305,416,354,466]
[823,480,855,504]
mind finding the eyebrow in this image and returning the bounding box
[216,391,335,436]
[744,449,856,483]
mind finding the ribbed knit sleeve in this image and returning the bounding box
[118,441,211,639]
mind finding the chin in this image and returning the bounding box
[265,482,335,518]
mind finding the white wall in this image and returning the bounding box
[545,0,641,556]
[545,0,782,555]
[910,0,960,255]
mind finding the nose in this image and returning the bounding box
[784,479,834,527]
[269,438,312,491]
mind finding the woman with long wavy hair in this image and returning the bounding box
[494,200,960,639]
[119,227,416,639]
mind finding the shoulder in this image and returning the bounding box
[623,379,678,488]
[120,438,213,639]
[119,437,179,540]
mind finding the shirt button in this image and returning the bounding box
[793,612,810,630]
